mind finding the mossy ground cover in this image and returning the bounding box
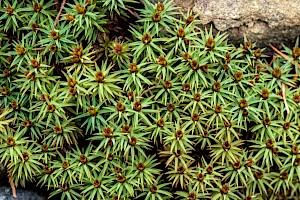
[0,0,300,199]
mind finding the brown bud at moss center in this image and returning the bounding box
[142,33,151,44]
[175,130,183,139]
[129,136,137,146]
[212,82,221,92]
[222,141,231,150]
[272,67,282,78]
[22,152,30,161]
[49,30,59,40]
[62,161,69,169]
[47,104,56,113]
[76,4,85,14]
[6,136,15,147]
[205,37,215,49]
[133,100,142,112]
[93,180,101,188]
[221,184,230,194]
[152,12,161,22]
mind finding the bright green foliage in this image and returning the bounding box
[64,0,107,42]
[0,0,25,33]
[0,0,300,200]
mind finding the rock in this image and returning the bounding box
[0,164,45,200]
[191,0,300,47]
[0,187,45,200]
[193,0,300,30]
[145,0,300,47]
[173,0,195,10]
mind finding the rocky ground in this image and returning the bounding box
[0,187,45,200]
[0,165,45,200]
[151,0,300,48]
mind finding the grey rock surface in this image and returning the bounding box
[194,0,300,30]
[192,0,300,47]
[144,0,300,47]
[0,187,45,200]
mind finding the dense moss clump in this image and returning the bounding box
[0,0,300,199]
